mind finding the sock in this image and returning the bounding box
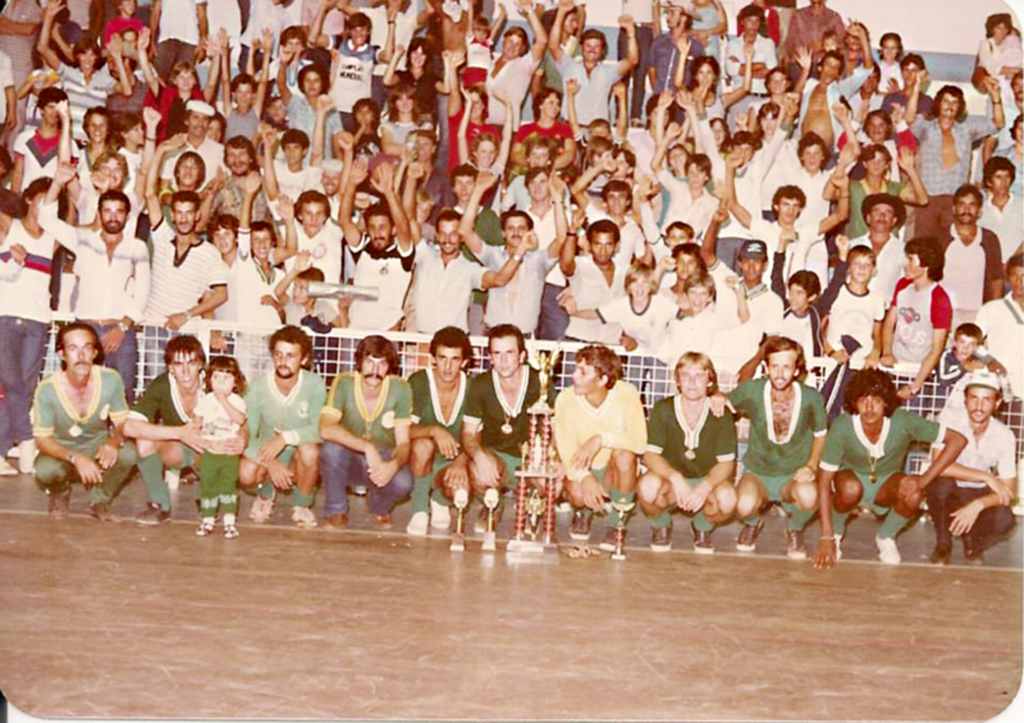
[257,483,275,500]
[137,453,170,511]
[647,509,671,529]
[291,488,315,508]
[430,488,451,508]
[224,513,236,526]
[877,509,913,539]
[411,474,433,513]
[693,511,715,532]
[608,489,636,526]
[577,507,594,520]
[783,502,816,532]
[202,516,215,525]
[831,509,850,537]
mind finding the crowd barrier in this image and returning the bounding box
[40,318,1024,511]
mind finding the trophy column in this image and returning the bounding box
[507,401,559,556]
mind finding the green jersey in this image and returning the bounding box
[729,378,827,477]
[33,367,130,452]
[244,369,327,457]
[647,396,736,479]
[463,366,554,457]
[409,369,469,438]
[821,410,942,479]
[321,372,412,450]
[129,373,192,427]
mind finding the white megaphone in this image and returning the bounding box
[306,281,380,301]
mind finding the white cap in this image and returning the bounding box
[964,369,1001,393]
[185,100,215,117]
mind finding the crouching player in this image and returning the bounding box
[638,353,738,553]
[554,344,647,550]
[813,369,967,568]
[406,327,475,536]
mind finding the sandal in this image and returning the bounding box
[196,520,216,537]
[223,524,239,539]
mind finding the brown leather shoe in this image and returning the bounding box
[48,492,71,520]
[373,514,394,530]
[324,513,348,529]
[930,543,952,565]
[88,501,121,523]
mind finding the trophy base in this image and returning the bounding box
[611,551,627,561]
[481,531,497,552]
[449,533,466,552]
[506,537,559,558]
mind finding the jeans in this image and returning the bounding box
[926,477,1016,554]
[538,283,570,341]
[618,25,655,121]
[85,322,138,405]
[0,317,48,453]
[320,442,414,516]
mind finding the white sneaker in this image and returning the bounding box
[248,495,275,523]
[292,506,318,529]
[430,498,451,530]
[17,439,36,475]
[876,535,901,565]
[6,445,19,458]
[0,458,18,476]
[834,534,843,561]
[406,511,428,536]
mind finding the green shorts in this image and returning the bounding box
[746,471,795,501]
[847,469,890,515]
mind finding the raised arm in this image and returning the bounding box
[518,0,549,64]
[35,0,64,71]
[136,27,162,97]
[548,0,574,65]
[564,76,582,139]
[259,127,281,201]
[617,15,639,78]
[310,95,332,167]
[371,162,412,252]
[457,171,499,255]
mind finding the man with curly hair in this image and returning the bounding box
[813,369,967,568]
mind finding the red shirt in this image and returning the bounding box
[447,107,499,172]
[513,120,573,146]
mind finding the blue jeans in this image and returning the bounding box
[618,24,655,121]
[320,442,414,516]
[538,282,570,341]
[0,317,48,452]
[85,322,138,405]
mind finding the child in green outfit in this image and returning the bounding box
[194,357,248,539]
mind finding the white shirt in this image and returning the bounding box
[943,225,989,313]
[288,223,345,285]
[159,137,226,183]
[825,285,885,364]
[655,171,719,241]
[346,236,415,330]
[486,53,540,127]
[980,192,1023,264]
[750,217,828,291]
[0,50,13,125]
[217,230,282,329]
[564,257,628,344]
[159,0,207,46]
[724,35,777,95]
[3,209,78,323]
[411,242,487,333]
[70,232,151,324]
[975,294,1024,397]
[479,244,555,335]
[599,294,676,355]
[936,402,1017,489]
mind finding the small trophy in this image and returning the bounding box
[481,487,500,552]
[450,488,469,552]
[610,498,636,561]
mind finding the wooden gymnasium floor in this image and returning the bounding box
[0,469,1021,722]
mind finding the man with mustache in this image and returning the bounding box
[32,323,136,522]
[37,176,150,404]
[319,334,413,529]
[237,325,327,529]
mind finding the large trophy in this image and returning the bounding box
[507,342,561,557]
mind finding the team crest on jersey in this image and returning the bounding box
[382,411,395,428]
[298,402,309,419]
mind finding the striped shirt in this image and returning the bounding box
[143,222,229,324]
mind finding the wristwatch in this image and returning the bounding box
[117,320,131,333]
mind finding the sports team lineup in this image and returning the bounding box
[0,0,1021,568]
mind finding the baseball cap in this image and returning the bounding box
[185,100,216,117]
[964,369,1001,393]
[737,239,768,261]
